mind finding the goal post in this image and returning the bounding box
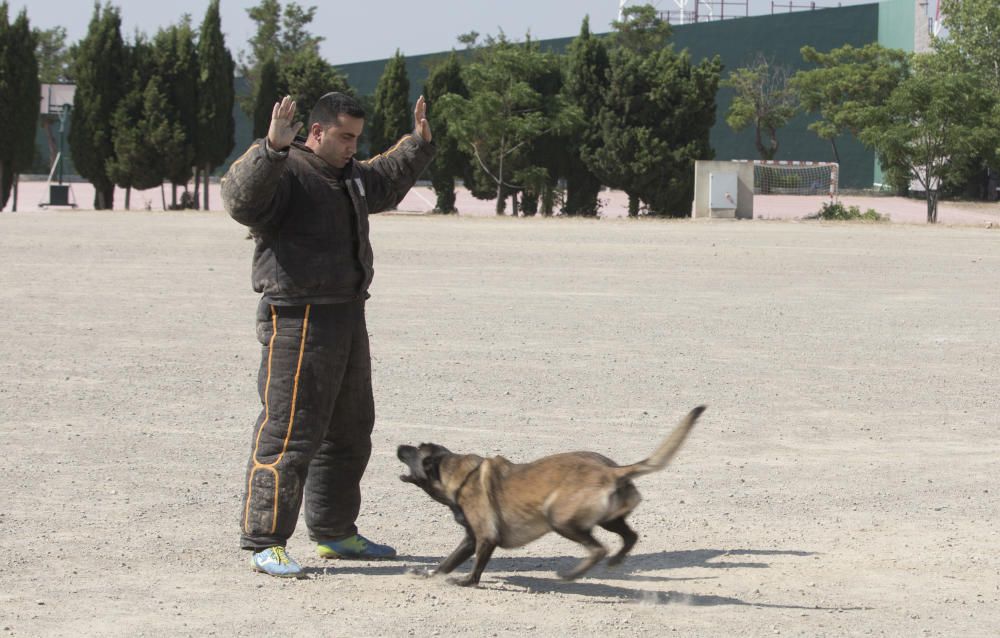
[741,160,839,198]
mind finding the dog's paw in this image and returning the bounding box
[447,575,480,587]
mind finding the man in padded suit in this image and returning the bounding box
[222,92,434,577]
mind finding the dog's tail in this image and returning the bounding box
[614,405,705,480]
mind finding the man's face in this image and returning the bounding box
[309,114,364,168]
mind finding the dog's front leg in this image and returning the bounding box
[449,538,496,587]
[434,533,476,575]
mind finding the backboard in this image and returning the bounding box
[40,83,76,116]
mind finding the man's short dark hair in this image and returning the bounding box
[309,92,365,127]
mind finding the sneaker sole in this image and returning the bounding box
[252,564,304,578]
[316,551,397,560]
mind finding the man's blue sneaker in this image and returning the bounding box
[317,534,397,560]
[251,546,303,577]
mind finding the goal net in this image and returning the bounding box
[735,160,839,198]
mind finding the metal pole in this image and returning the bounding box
[57,105,69,185]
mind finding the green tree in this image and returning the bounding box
[436,34,580,215]
[252,56,279,138]
[370,50,411,157]
[722,54,798,160]
[106,33,155,208]
[937,0,1000,198]
[153,18,198,205]
[107,76,188,209]
[521,43,567,216]
[34,25,71,82]
[278,48,352,115]
[939,0,1000,92]
[69,2,126,209]
[562,16,609,216]
[859,53,996,223]
[0,3,40,210]
[278,2,322,57]
[423,51,469,213]
[196,0,235,210]
[791,44,909,166]
[583,6,721,216]
[240,0,329,117]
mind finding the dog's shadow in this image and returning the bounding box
[305,548,818,591]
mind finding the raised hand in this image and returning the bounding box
[267,95,303,151]
[413,95,432,143]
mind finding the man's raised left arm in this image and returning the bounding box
[359,96,436,213]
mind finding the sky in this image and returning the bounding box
[17,0,883,66]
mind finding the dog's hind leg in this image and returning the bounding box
[449,538,496,587]
[435,533,476,575]
[551,525,608,580]
[599,516,638,566]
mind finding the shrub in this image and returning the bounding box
[816,201,886,221]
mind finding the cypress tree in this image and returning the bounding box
[106,34,154,209]
[423,51,468,213]
[108,76,188,209]
[584,7,721,216]
[196,0,235,210]
[153,19,198,205]
[279,48,352,115]
[370,50,411,155]
[563,16,608,216]
[252,56,278,139]
[69,3,126,209]
[0,3,40,210]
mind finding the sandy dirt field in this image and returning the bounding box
[1,207,998,637]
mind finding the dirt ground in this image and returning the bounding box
[1,208,998,637]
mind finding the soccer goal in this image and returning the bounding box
[739,160,839,198]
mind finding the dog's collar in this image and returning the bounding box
[449,461,484,504]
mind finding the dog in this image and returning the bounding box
[397,405,705,586]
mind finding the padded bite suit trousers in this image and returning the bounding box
[240,300,375,551]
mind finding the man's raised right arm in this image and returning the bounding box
[221,96,303,228]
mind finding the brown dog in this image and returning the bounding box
[397,405,705,586]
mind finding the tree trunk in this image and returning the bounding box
[171,183,177,209]
[495,138,506,215]
[125,186,131,210]
[95,182,115,210]
[542,184,555,216]
[495,167,505,214]
[628,192,640,217]
[432,173,456,213]
[767,127,779,160]
[12,173,17,212]
[511,192,519,217]
[203,164,211,211]
[927,191,938,224]
[192,167,201,210]
[161,183,168,211]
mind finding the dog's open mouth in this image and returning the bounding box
[397,444,420,482]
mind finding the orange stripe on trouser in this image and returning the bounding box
[243,304,311,535]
